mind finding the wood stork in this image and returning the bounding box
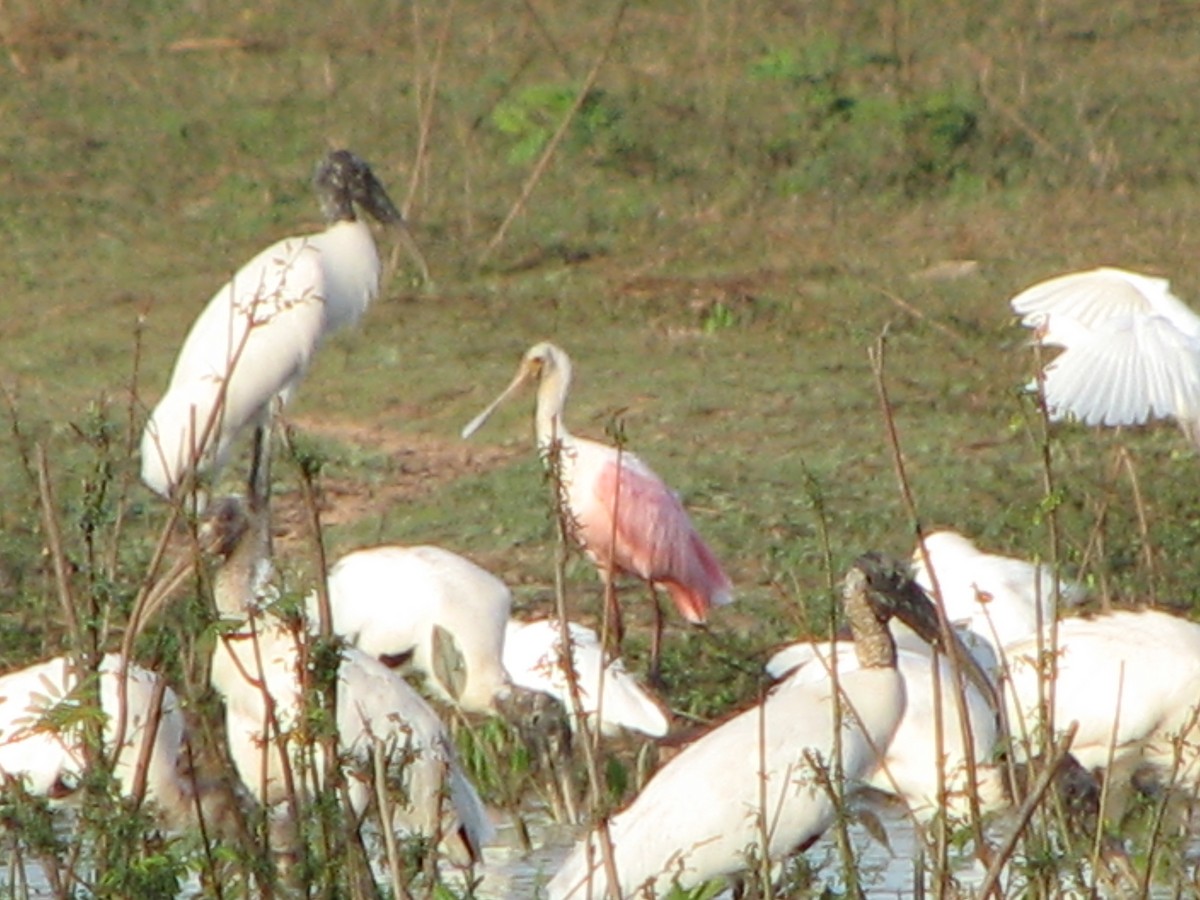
[545,554,942,900]
[201,495,493,865]
[318,544,514,714]
[503,618,669,739]
[461,341,733,677]
[1009,266,1200,446]
[1002,608,1200,787]
[141,149,413,503]
[910,531,1085,668]
[766,641,1005,822]
[319,544,668,736]
[0,653,229,831]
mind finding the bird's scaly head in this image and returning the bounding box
[313,149,404,226]
[198,496,253,560]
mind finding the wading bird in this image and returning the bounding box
[461,342,733,678]
[1003,608,1200,788]
[0,654,230,832]
[911,530,1085,667]
[319,544,514,714]
[504,618,669,738]
[767,641,1005,822]
[1010,266,1200,446]
[546,555,942,900]
[201,473,492,864]
[141,149,420,503]
[319,544,668,736]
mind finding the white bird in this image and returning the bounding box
[319,544,668,737]
[203,495,493,864]
[141,149,411,501]
[0,653,226,831]
[462,342,733,676]
[1002,608,1200,786]
[546,555,942,899]
[766,641,1005,822]
[319,544,514,714]
[503,618,669,738]
[1009,266,1200,446]
[911,530,1085,668]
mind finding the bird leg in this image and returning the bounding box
[647,581,667,690]
[601,570,625,660]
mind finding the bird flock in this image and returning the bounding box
[6,146,1200,898]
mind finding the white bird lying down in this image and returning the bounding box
[319,543,514,714]
[767,641,1006,822]
[1003,608,1200,788]
[141,150,410,502]
[503,618,670,739]
[547,555,943,900]
[910,530,1086,667]
[0,653,228,831]
[1009,266,1200,446]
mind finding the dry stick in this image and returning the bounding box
[521,0,576,78]
[36,446,82,653]
[977,722,1081,899]
[546,436,621,894]
[371,738,413,900]
[1091,661,1126,889]
[868,335,996,883]
[479,0,630,263]
[1117,445,1158,607]
[403,0,457,219]
[876,286,972,354]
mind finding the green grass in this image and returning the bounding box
[4,0,1200,894]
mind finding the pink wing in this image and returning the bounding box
[578,452,732,624]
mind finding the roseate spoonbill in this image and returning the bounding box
[911,530,1085,668]
[1003,608,1200,787]
[767,641,1005,822]
[0,653,230,831]
[504,618,669,738]
[201,492,493,864]
[1009,267,1200,446]
[461,341,733,676]
[546,554,942,900]
[141,149,422,504]
[318,544,514,713]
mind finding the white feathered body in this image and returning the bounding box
[142,220,381,496]
[1003,608,1200,782]
[503,618,669,738]
[767,641,1005,820]
[0,654,195,824]
[1010,266,1200,441]
[546,665,903,899]
[210,615,492,860]
[322,544,513,713]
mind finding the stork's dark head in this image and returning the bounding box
[313,149,404,226]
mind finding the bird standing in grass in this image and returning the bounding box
[461,342,733,680]
[141,149,420,504]
[1010,266,1200,446]
[546,555,942,900]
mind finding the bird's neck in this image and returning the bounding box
[534,372,572,453]
[844,578,895,669]
[313,220,382,335]
[213,526,273,620]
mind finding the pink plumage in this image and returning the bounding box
[578,447,732,623]
[462,342,734,668]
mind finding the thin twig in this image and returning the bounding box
[479,0,630,262]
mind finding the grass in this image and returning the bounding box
[4,0,1200,894]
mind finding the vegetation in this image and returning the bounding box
[2,0,1200,895]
